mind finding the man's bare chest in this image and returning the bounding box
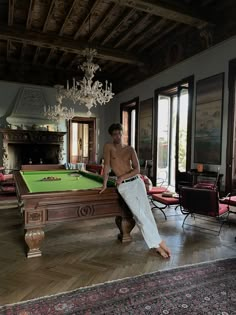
[110,148,131,161]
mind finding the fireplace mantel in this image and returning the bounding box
[0,129,66,144]
[0,129,66,170]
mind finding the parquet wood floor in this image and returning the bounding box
[0,199,235,305]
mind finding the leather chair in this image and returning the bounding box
[179,186,229,234]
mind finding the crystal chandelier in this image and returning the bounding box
[44,85,75,121]
[64,48,114,116]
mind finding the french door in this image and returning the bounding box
[154,78,193,189]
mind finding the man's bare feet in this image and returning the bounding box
[156,246,169,258]
[156,241,171,258]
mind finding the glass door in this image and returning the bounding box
[157,96,170,184]
[156,83,191,188]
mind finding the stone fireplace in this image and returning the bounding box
[0,129,66,170]
[0,86,68,171]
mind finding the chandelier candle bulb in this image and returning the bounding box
[67,80,69,90]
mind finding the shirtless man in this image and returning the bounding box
[100,123,171,258]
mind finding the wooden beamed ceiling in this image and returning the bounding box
[0,0,235,92]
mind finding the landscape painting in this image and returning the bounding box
[194,73,224,164]
[138,98,153,161]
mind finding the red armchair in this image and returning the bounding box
[179,186,229,234]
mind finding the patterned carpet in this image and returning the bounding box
[0,258,235,315]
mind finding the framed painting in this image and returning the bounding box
[194,73,224,164]
[138,98,153,162]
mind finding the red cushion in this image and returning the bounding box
[208,203,229,216]
[140,175,153,192]
[147,187,167,195]
[220,196,236,206]
[0,173,13,181]
[194,183,215,190]
[4,174,13,181]
[1,186,15,192]
[152,194,179,205]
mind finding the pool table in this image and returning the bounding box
[14,169,135,258]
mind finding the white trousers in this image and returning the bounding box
[117,176,162,248]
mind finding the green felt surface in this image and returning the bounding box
[21,170,114,193]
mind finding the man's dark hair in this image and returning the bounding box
[108,123,123,135]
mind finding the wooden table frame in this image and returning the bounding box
[14,170,135,258]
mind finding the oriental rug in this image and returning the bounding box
[0,258,235,315]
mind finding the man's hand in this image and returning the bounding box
[99,186,107,194]
[116,176,124,185]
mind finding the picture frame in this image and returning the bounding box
[194,73,224,165]
[138,98,153,162]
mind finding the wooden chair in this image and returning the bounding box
[179,186,229,234]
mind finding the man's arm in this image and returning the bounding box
[116,147,140,184]
[99,144,110,193]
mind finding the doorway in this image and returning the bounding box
[68,117,96,164]
[120,97,139,149]
[154,77,194,189]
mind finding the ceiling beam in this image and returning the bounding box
[113,14,150,48]
[101,8,135,46]
[74,0,100,40]
[151,24,189,55]
[8,0,15,26]
[20,43,27,60]
[58,52,67,65]
[110,0,212,29]
[0,25,144,65]
[59,0,78,36]
[127,18,166,51]
[88,3,118,42]
[33,47,41,64]
[0,56,68,72]
[67,55,78,70]
[43,0,56,33]
[138,22,178,53]
[45,48,55,64]
[8,0,15,65]
[7,40,11,61]
[26,0,35,30]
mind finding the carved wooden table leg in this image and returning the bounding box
[25,228,45,258]
[115,216,135,242]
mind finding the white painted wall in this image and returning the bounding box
[0,81,106,165]
[104,36,236,188]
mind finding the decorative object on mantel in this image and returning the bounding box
[44,85,75,122]
[63,48,114,116]
[197,163,204,172]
